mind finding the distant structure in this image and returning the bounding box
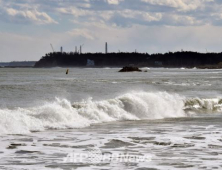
[80,44,84,54]
[105,42,108,54]
[61,46,63,53]
[50,44,55,52]
[87,59,95,66]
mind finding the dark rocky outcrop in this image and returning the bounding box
[119,66,142,72]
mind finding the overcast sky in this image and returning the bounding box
[1,0,222,61]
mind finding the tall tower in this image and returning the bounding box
[105,42,108,54]
[80,45,82,54]
[61,46,63,53]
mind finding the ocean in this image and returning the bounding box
[0,67,222,170]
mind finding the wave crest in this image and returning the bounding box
[184,98,222,113]
[0,91,221,135]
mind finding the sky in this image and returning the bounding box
[1,0,222,62]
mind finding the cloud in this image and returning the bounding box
[0,0,57,25]
[56,7,93,17]
[68,28,95,40]
[52,0,220,27]
[4,8,58,24]
[1,0,222,62]
[107,0,123,5]
[1,0,220,27]
[141,0,210,12]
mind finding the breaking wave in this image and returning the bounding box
[185,98,222,113]
[0,91,221,135]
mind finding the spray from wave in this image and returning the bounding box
[184,98,222,113]
[0,91,221,135]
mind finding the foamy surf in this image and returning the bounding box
[73,91,186,121]
[185,97,222,113]
[0,91,221,135]
[0,98,90,135]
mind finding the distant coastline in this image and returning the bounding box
[2,52,222,69]
[34,51,222,69]
[0,61,36,68]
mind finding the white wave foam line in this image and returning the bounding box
[185,98,222,112]
[0,98,90,135]
[74,91,186,121]
[0,92,187,135]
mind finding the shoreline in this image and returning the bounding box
[34,51,222,69]
[0,66,221,69]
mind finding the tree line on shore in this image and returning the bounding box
[34,51,222,68]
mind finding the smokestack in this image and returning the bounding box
[61,46,63,53]
[105,42,108,54]
[80,45,82,54]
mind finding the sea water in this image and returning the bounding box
[0,67,222,170]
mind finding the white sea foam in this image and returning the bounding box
[0,98,90,135]
[140,67,150,71]
[185,97,222,113]
[0,91,221,135]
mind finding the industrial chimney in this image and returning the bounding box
[105,42,108,54]
[61,46,63,53]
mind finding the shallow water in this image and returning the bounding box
[0,68,222,169]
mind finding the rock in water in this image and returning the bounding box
[119,66,142,72]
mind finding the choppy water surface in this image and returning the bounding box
[0,67,222,170]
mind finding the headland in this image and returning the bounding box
[34,51,222,69]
